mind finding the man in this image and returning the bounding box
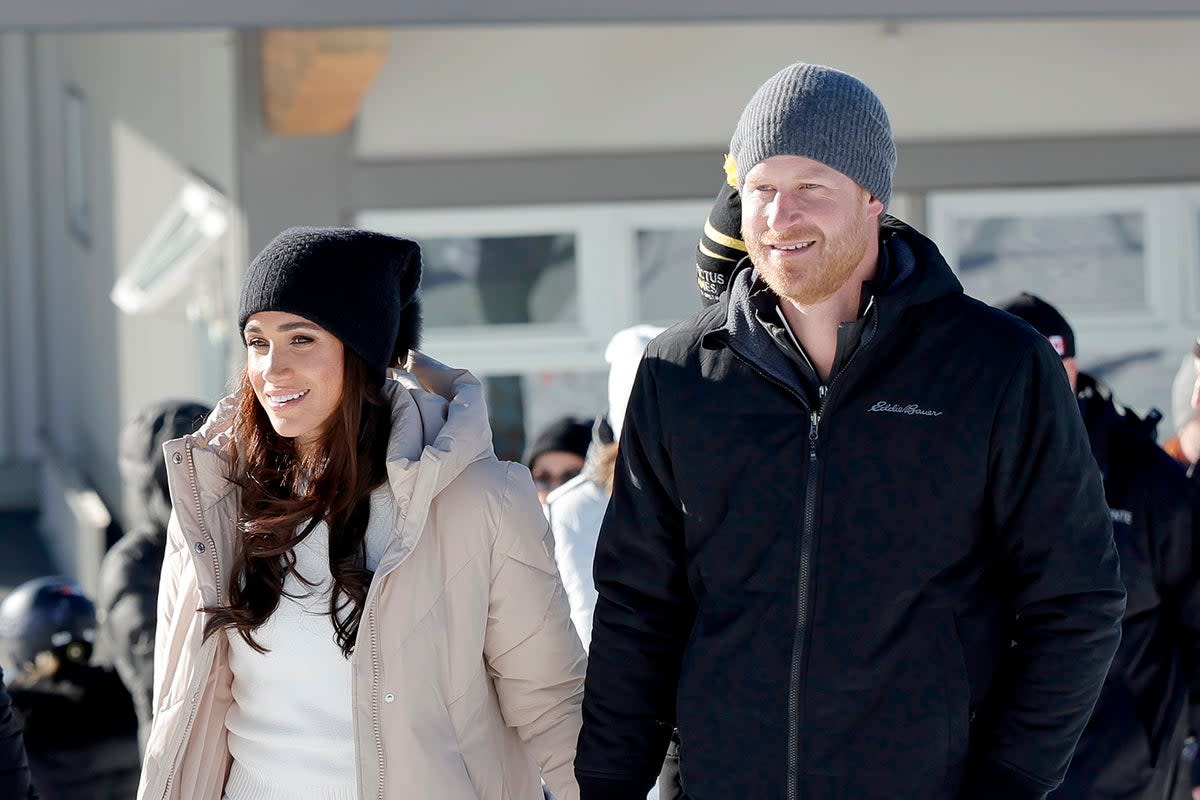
[576,62,1126,800]
[999,293,1200,800]
[695,181,745,306]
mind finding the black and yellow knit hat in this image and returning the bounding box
[238,227,422,384]
[696,181,746,306]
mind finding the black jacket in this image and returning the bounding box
[1053,375,1200,800]
[576,219,1126,800]
[96,524,163,755]
[0,667,32,799]
[97,398,210,754]
[7,662,140,800]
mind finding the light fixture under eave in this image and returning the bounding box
[110,178,229,315]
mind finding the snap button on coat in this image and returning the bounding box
[194,542,206,554]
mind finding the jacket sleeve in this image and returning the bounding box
[485,463,587,800]
[0,668,33,799]
[961,339,1127,799]
[575,357,694,800]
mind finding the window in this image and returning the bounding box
[1185,188,1200,321]
[64,86,91,247]
[357,200,710,456]
[928,185,1198,424]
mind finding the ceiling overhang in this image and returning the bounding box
[261,28,389,135]
[4,0,1199,31]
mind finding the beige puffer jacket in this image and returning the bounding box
[136,354,587,800]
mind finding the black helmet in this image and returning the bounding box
[0,576,96,671]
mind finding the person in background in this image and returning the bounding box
[137,227,585,800]
[576,61,1124,800]
[998,293,1200,800]
[524,416,593,505]
[97,399,212,756]
[0,576,140,799]
[545,326,666,800]
[0,666,33,799]
[1165,339,1200,474]
[545,326,666,649]
[695,181,747,307]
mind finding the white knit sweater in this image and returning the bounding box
[223,486,397,800]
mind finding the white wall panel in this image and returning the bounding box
[356,19,1200,159]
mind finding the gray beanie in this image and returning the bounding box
[729,62,896,209]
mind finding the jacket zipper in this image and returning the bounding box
[721,347,819,800]
[160,439,223,800]
[725,308,879,800]
[371,602,384,800]
[787,389,823,800]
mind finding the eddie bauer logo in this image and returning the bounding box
[869,401,943,417]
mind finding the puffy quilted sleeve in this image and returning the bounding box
[485,463,587,800]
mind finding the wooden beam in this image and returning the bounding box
[261,27,390,136]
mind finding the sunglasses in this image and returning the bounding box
[532,468,582,493]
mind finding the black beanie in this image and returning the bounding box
[996,292,1076,358]
[238,227,422,383]
[523,416,593,468]
[696,181,746,306]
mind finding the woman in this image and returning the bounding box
[137,227,586,800]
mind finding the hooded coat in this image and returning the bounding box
[576,219,1126,800]
[1053,374,1200,800]
[136,354,586,800]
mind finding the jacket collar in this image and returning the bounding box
[711,216,961,337]
[169,353,496,580]
[701,216,963,397]
[369,352,496,577]
[382,351,494,503]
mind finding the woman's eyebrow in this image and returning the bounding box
[244,321,320,334]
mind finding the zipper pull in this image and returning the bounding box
[810,386,827,443]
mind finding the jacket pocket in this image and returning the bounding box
[447,668,512,800]
[936,611,972,785]
[803,608,959,796]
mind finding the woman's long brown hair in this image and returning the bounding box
[203,352,391,658]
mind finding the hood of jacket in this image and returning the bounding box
[120,400,212,533]
[707,215,964,394]
[175,352,496,582]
